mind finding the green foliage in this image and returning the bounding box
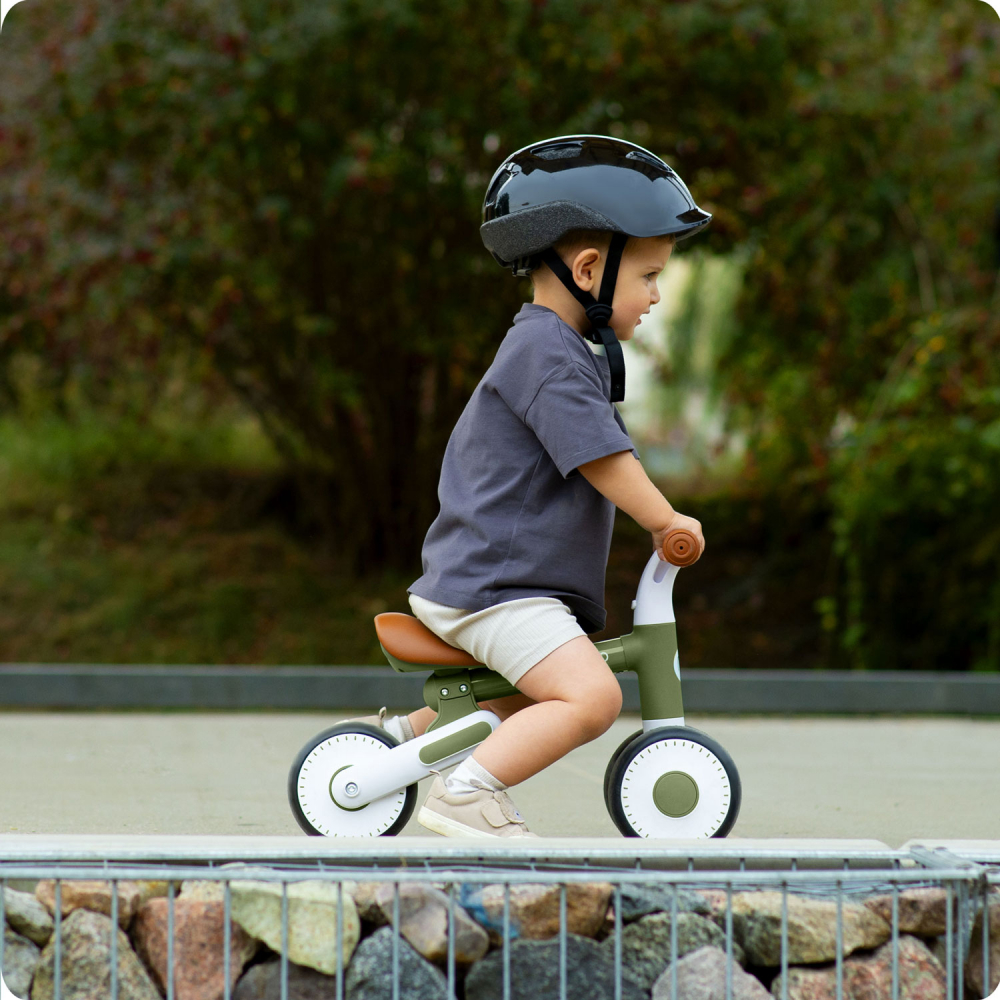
[0,497,415,664]
[0,0,826,571]
[0,0,997,667]
[827,384,1000,672]
[0,412,412,664]
[710,1,1000,670]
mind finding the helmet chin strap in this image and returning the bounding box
[538,231,628,403]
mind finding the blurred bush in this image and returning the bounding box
[0,0,997,668]
[0,0,832,570]
[713,5,1000,670]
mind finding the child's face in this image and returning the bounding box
[531,233,676,342]
[607,235,674,342]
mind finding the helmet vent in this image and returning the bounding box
[533,142,584,160]
[625,149,671,175]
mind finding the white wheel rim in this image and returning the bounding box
[295,732,407,837]
[619,737,732,838]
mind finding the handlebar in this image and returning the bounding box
[661,528,702,567]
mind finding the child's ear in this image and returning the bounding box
[571,247,602,292]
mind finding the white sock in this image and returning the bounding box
[382,715,413,743]
[444,757,506,795]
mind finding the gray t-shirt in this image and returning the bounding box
[408,302,637,634]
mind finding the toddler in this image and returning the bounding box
[370,134,710,836]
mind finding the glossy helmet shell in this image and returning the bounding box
[480,134,712,271]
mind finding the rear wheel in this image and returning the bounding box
[604,726,741,838]
[288,723,417,837]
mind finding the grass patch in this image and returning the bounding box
[0,409,415,664]
[0,501,414,663]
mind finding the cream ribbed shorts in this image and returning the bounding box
[407,593,587,686]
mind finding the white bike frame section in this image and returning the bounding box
[633,551,680,626]
[329,710,501,808]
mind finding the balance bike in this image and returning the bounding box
[288,528,741,838]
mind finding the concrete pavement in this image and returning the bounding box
[0,712,997,846]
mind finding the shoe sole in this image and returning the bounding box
[417,805,509,839]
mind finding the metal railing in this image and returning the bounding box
[1,844,996,1000]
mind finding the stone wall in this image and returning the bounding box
[2,879,997,1000]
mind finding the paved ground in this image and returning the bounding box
[0,712,997,846]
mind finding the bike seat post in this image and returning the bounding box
[423,670,480,733]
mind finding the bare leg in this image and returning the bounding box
[478,692,536,720]
[468,636,621,787]
[406,692,535,739]
[406,706,437,736]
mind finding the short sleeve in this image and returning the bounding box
[523,362,636,478]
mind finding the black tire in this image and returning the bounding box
[287,722,418,837]
[604,726,741,839]
[604,729,643,816]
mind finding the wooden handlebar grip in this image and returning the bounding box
[662,528,701,567]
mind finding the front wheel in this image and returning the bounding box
[604,726,741,838]
[288,723,417,837]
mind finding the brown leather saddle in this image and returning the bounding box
[374,613,484,673]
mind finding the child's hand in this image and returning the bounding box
[652,512,705,561]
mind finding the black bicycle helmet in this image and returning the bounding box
[481,134,712,402]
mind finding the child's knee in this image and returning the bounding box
[599,679,624,728]
[577,675,622,738]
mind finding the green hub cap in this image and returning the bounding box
[652,770,699,818]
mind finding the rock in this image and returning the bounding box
[182,879,359,906]
[700,890,731,921]
[771,934,945,1000]
[350,884,388,926]
[131,896,259,1000]
[34,880,145,929]
[230,880,360,977]
[180,881,227,902]
[2,887,53,947]
[134,882,172,908]
[773,966,832,1000]
[462,882,612,945]
[232,957,337,1000]
[344,925,449,1000]
[864,889,949,937]
[30,908,161,1000]
[732,891,891,966]
[965,890,1000,997]
[3,925,41,999]
[601,910,744,993]
[874,935,947,1000]
[617,885,713,923]
[927,935,946,971]
[598,904,616,941]
[464,932,646,1000]
[372,883,488,966]
[653,944,772,1000]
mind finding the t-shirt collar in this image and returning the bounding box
[513,302,607,355]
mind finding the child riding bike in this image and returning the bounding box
[362,134,712,837]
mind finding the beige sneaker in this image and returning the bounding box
[417,776,540,838]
